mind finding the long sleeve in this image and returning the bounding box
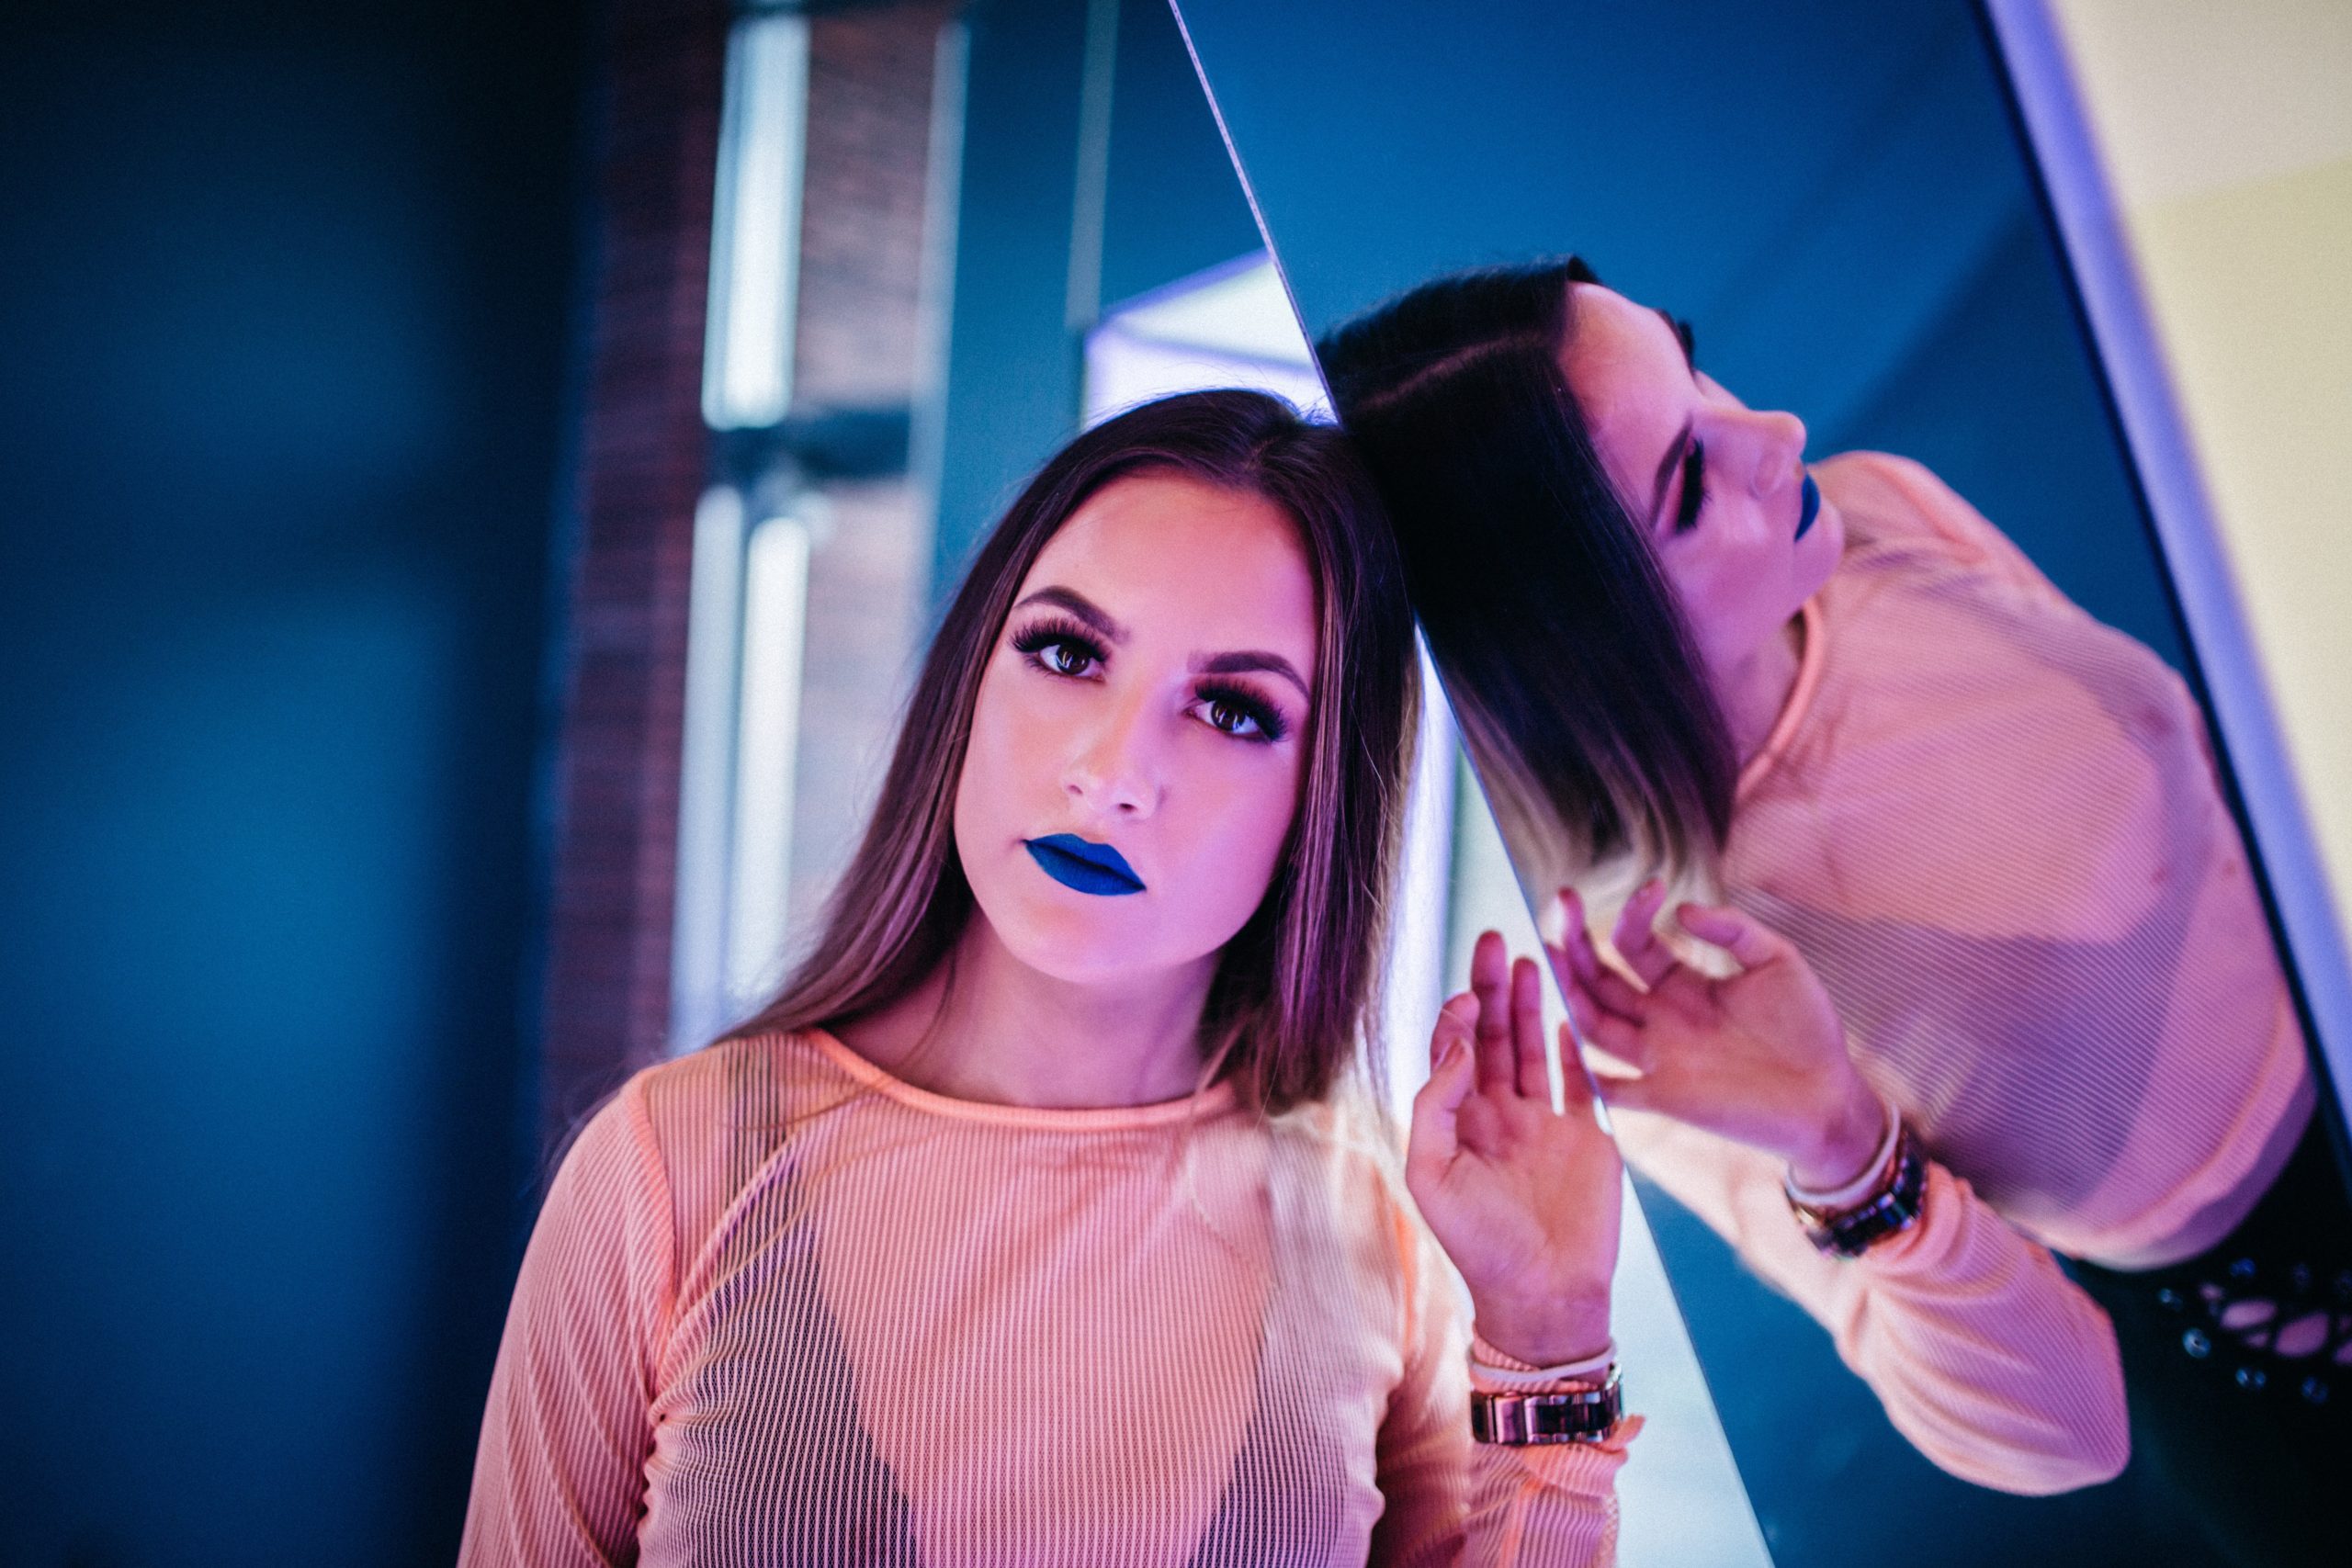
[1617,1108,2127,1495]
[1371,1208,1638,1567]
[460,1082,675,1567]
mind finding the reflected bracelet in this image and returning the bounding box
[1470,1366,1624,1446]
[1786,1117,1928,1258]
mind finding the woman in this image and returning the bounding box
[1319,260,2348,1558]
[460,390,1638,1566]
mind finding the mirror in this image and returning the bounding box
[1170,1,2352,1563]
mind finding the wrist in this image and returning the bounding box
[1787,1077,1890,1192]
[1468,1292,1612,1370]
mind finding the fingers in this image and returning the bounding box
[1576,1009,1651,1072]
[1675,901,1787,969]
[1612,878,1676,988]
[1544,888,1649,1027]
[1586,1064,1663,1116]
[1555,1021,1600,1115]
[1468,931,1517,1095]
[1510,955,1548,1101]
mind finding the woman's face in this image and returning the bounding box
[1559,282,1845,676]
[954,471,1319,989]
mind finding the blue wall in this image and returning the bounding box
[928,0,1259,608]
[0,3,592,1561]
[1176,0,2179,669]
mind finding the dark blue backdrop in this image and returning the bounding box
[0,3,593,1561]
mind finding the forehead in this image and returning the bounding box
[1557,283,1688,503]
[1023,470,1319,665]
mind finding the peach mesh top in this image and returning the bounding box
[1620,451,2311,1495]
[1736,451,2311,1267]
[460,1029,1633,1566]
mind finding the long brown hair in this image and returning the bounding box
[726,390,1419,1115]
[1318,258,1736,901]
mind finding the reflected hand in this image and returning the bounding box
[1406,931,1622,1366]
[1546,885,1887,1191]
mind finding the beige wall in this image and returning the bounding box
[2049,0,2352,931]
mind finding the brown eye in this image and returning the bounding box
[1196,682,1287,743]
[1206,696,1261,737]
[1011,617,1108,678]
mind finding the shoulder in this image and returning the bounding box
[1815,450,2074,620]
[1816,451,2000,555]
[554,1031,846,1244]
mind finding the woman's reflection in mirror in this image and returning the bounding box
[1323,259,2349,1564]
[461,390,1640,1566]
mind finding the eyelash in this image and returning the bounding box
[1011,615,1105,678]
[1196,682,1288,744]
[1675,440,1707,533]
[1008,617,1290,744]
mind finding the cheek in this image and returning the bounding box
[1161,744,1306,934]
[954,664,1034,839]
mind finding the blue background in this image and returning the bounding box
[0,1,592,1561]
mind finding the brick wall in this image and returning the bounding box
[537,0,728,1152]
[538,0,959,1153]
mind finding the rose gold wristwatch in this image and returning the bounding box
[1469,1366,1624,1445]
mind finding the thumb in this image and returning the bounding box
[1407,1029,1475,1185]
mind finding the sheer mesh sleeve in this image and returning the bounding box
[1371,1203,1635,1566]
[1619,1109,2128,1495]
[460,1081,675,1567]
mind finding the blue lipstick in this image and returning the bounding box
[1024,834,1145,897]
[1795,473,1821,541]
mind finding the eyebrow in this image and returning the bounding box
[1193,649,1310,700]
[1654,307,1695,369]
[1010,585,1128,642]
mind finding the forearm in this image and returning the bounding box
[1623,1111,2127,1495]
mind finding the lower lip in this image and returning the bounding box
[1024,840,1145,897]
[1794,473,1821,541]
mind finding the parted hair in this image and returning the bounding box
[725,389,1421,1115]
[1317,257,1736,899]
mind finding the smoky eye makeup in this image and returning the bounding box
[1010,615,1108,677]
[1194,678,1291,744]
[1674,439,1708,533]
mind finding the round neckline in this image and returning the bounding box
[1736,595,1826,804]
[797,1026,1241,1132]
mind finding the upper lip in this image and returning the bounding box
[1024,833,1144,889]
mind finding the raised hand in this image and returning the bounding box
[1406,930,1623,1366]
[1545,885,1887,1192]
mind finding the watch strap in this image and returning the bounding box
[1789,1120,1928,1258]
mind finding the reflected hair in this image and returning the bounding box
[1317,257,1735,897]
[726,389,1420,1115]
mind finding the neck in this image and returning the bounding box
[833,917,1217,1110]
[1720,611,1806,765]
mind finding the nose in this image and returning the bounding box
[1062,688,1163,818]
[1736,405,1808,497]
